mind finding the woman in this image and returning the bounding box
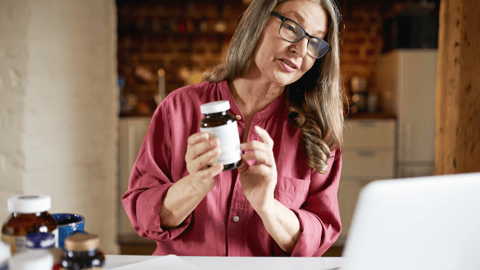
[122,0,343,257]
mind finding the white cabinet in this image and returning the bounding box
[118,117,151,236]
[335,119,396,246]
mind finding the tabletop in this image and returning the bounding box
[105,255,344,270]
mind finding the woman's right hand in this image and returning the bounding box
[160,132,223,229]
[185,132,224,193]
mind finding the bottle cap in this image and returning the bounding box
[0,241,10,263]
[200,101,230,114]
[9,250,53,270]
[26,232,56,249]
[64,233,100,252]
[8,195,51,214]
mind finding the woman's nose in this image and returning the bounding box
[289,37,309,57]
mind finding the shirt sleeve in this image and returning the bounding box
[274,149,342,257]
[121,102,192,241]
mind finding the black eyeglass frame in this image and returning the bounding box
[270,11,332,59]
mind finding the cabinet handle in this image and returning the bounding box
[357,150,376,157]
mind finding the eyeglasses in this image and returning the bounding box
[270,11,332,59]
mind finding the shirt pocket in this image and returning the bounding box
[274,175,311,209]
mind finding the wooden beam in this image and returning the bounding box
[435,0,480,174]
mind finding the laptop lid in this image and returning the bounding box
[342,172,480,270]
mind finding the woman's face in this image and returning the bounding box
[252,0,328,86]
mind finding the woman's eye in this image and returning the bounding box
[284,23,296,32]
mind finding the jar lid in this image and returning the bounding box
[0,241,10,263]
[200,101,230,114]
[9,250,53,269]
[64,233,100,252]
[8,195,51,213]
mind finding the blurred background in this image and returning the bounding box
[115,0,440,255]
[116,0,440,117]
[1,0,446,257]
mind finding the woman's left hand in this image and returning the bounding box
[238,126,277,214]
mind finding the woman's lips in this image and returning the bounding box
[278,59,298,72]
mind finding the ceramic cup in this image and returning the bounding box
[51,213,85,248]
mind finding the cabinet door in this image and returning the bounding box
[343,120,395,150]
[341,150,395,179]
[119,118,151,236]
[336,178,372,245]
[397,165,435,178]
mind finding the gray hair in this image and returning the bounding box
[204,0,344,173]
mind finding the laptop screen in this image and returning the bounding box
[342,172,480,270]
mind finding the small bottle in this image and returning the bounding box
[2,195,58,255]
[200,101,242,171]
[9,250,53,270]
[26,232,62,270]
[0,241,10,270]
[60,234,105,270]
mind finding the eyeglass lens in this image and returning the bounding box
[280,20,330,59]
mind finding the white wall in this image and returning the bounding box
[0,0,119,254]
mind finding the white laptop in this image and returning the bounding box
[342,172,480,270]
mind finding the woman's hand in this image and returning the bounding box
[185,132,224,193]
[160,132,223,229]
[238,126,277,214]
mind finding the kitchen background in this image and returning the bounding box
[115,0,440,255]
[116,0,439,118]
[0,0,450,257]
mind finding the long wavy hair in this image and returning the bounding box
[203,0,344,174]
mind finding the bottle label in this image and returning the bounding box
[52,228,59,248]
[26,231,57,249]
[2,234,27,255]
[200,121,241,165]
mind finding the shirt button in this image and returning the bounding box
[233,216,240,222]
[235,115,242,121]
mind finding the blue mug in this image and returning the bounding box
[51,213,85,248]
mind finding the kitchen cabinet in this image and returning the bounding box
[335,119,396,246]
[118,117,151,237]
[376,49,437,178]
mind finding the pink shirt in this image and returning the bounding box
[122,80,342,257]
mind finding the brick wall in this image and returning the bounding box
[0,0,119,254]
[117,1,246,116]
[340,5,384,95]
[117,2,387,116]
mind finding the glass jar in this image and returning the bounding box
[2,195,58,255]
[9,250,53,270]
[0,241,10,270]
[60,234,105,270]
[200,100,242,171]
[26,232,62,270]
